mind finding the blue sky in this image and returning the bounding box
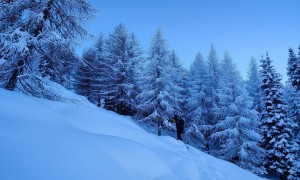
[80,0,300,81]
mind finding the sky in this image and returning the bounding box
[79,0,300,81]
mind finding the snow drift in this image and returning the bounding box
[0,89,263,180]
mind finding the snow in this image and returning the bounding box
[0,88,263,180]
[0,59,5,65]
[35,78,94,107]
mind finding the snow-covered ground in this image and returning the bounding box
[0,88,263,180]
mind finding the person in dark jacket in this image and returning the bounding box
[173,115,184,141]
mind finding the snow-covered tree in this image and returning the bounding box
[211,52,265,174]
[206,45,220,123]
[284,85,300,140]
[137,29,176,135]
[75,34,108,106]
[0,0,95,93]
[205,44,220,153]
[104,24,141,115]
[286,47,300,138]
[246,57,262,112]
[75,49,96,101]
[286,47,300,179]
[287,48,300,91]
[186,52,209,149]
[125,34,143,111]
[260,54,299,179]
[38,41,77,89]
[88,34,108,106]
[169,50,186,117]
[180,68,190,119]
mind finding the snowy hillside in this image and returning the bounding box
[0,89,263,180]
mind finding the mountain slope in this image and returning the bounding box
[0,89,263,180]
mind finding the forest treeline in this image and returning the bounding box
[0,1,299,179]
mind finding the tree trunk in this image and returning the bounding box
[5,60,24,91]
[97,97,101,107]
[157,118,162,136]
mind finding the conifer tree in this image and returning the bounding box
[75,49,96,101]
[260,54,299,179]
[287,48,300,91]
[180,69,190,119]
[38,41,77,89]
[87,35,108,106]
[286,47,300,178]
[246,57,262,112]
[125,34,143,111]
[75,35,109,106]
[169,50,185,117]
[211,52,265,174]
[137,29,175,135]
[104,24,141,115]
[205,44,220,153]
[286,48,300,138]
[186,52,209,149]
[0,0,95,92]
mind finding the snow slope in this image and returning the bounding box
[0,89,263,180]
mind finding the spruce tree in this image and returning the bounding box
[287,48,300,91]
[260,54,299,179]
[286,47,300,179]
[286,47,300,139]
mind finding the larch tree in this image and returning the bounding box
[0,0,95,95]
[205,44,220,154]
[125,33,143,112]
[75,48,96,102]
[89,34,108,106]
[104,24,141,115]
[246,57,262,112]
[211,52,265,175]
[169,50,185,117]
[75,35,108,106]
[186,52,209,149]
[137,29,175,136]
